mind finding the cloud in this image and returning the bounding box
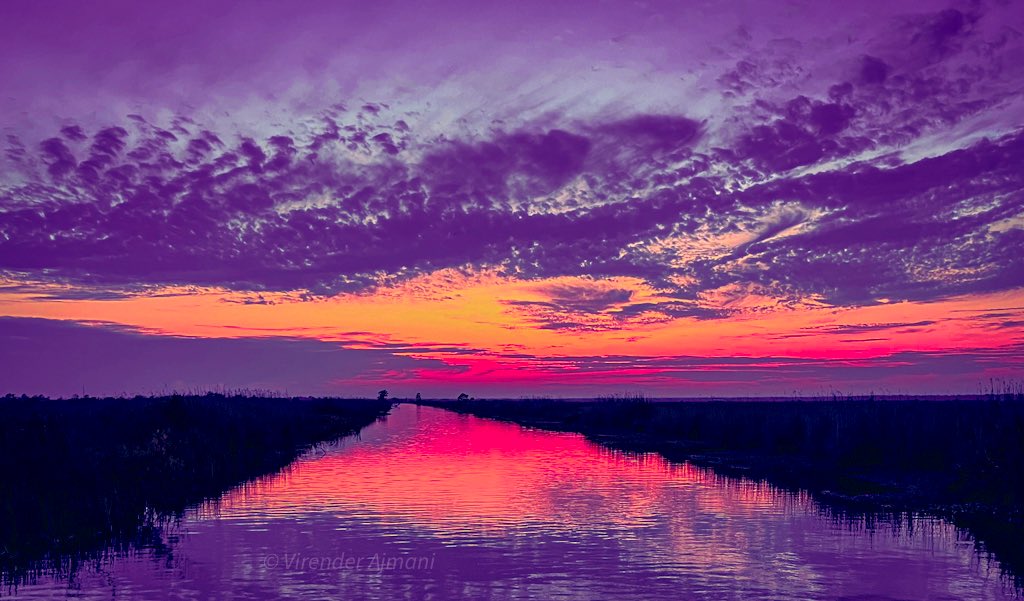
[0,316,452,397]
[382,344,1024,397]
[3,113,1022,310]
[2,315,1020,398]
[826,321,938,335]
[501,282,638,332]
[0,2,1021,319]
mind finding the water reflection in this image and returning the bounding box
[7,405,1017,600]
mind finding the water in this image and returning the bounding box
[6,405,1017,600]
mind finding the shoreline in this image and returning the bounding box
[417,397,1024,587]
[0,394,393,585]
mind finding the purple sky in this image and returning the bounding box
[1,0,1022,397]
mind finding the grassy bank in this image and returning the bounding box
[0,393,392,584]
[418,397,1024,583]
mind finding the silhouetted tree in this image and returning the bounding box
[378,389,389,401]
[415,393,422,402]
[457,393,470,401]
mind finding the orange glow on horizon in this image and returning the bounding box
[1,270,1022,393]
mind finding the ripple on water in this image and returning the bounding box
[6,405,1019,601]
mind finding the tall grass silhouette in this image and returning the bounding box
[420,394,1024,587]
[0,393,392,585]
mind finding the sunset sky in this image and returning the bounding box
[1,0,1022,398]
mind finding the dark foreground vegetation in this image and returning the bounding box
[0,393,392,585]
[419,396,1024,586]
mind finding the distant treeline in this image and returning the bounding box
[0,394,392,585]
[418,397,1024,585]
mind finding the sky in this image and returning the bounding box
[1,0,1022,398]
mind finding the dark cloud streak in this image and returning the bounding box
[1,4,1022,311]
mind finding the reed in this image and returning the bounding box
[0,393,392,585]
[419,396,1024,585]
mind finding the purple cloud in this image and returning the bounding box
[0,317,455,397]
[0,0,1021,314]
[2,115,1021,306]
[4,316,1018,398]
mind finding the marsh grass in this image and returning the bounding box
[420,396,1024,587]
[0,393,392,586]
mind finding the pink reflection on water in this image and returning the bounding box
[208,405,794,533]
[8,405,1018,600]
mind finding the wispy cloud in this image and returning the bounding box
[1,0,1023,395]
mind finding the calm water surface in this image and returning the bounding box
[7,405,1017,600]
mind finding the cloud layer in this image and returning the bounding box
[1,0,1022,395]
